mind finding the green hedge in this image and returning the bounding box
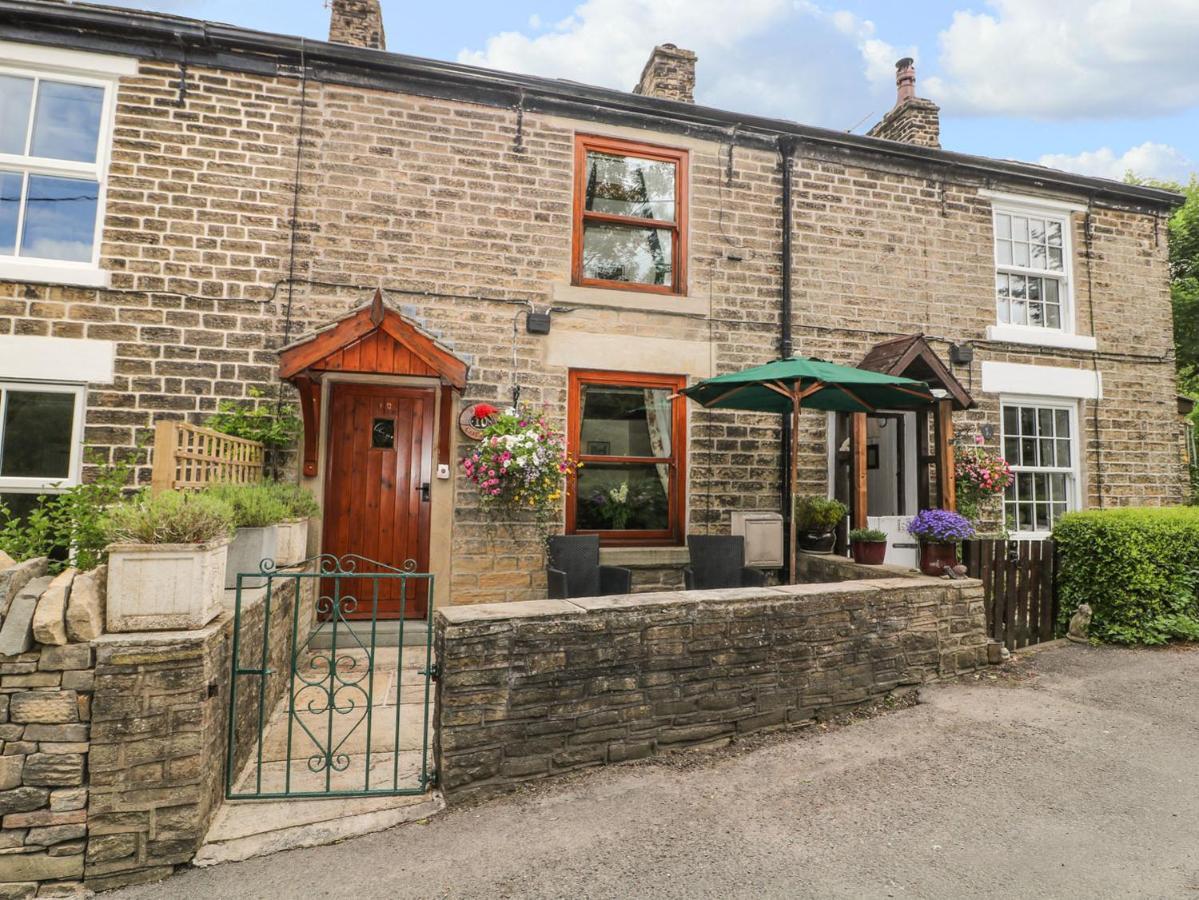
[1054,507,1199,645]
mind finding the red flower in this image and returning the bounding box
[473,403,499,419]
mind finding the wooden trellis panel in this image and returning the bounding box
[150,420,264,494]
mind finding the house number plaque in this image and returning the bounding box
[458,402,498,441]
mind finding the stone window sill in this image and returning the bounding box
[551,281,710,317]
[0,260,111,289]
[984,324,1097,352]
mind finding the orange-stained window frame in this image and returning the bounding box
[571,135,688,296]
[566,369,687,547]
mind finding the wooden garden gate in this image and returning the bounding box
[962,539,1059,651]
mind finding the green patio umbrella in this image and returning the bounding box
[681,357,936,583]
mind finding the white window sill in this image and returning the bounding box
[0,260,110,289]
[985,325,1097,352]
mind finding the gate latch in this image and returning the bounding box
[421,663,441,681]
[416,482,431,502]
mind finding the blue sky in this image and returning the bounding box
[106,0,1198,183]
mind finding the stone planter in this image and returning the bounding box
[106,537,229,632]
[275,518,310,566]
[918,540,958,576]
[226,525,279,590]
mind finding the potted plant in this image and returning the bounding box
[795,496,848,553]
[103,491,235,632]
[205,484,288,589]
[848,527,888,565]
[269,482,320,566]
[907,509,976,576]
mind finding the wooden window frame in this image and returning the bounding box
[572,134,688,296]
[566,369,687,546]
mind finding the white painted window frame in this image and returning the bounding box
[0,42,136,288]
[999,394,1082,540]
[0,381,87,495]
[983,191,1096,351]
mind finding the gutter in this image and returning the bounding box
[0,0,1184,213]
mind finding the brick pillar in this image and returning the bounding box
[867,58,941,149]
[329,0,387,51]
[633,44,697,103]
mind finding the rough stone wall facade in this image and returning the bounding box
[434,577,989,802]
[0,49,1185,606]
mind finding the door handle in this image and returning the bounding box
[416,482,431,502]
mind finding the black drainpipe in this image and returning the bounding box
[778,137,797,578]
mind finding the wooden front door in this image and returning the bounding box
[322,383,434,619]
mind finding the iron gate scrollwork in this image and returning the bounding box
[226,554,436,800]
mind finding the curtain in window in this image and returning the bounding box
[644,389,672,494]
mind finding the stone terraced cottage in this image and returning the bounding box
[0,0,1187,608]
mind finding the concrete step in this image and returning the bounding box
[195,791,444,867]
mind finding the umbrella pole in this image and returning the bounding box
[789,386,801,585]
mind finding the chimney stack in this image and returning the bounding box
[329,0,387,51]
[867,58,940,149]
[633,44,697,103]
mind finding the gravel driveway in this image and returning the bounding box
[112,643,1199,899]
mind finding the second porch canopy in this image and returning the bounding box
[681,356,937,582]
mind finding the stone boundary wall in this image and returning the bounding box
[797,552,919,583]
[435,577,989,802]
[0,550,315,895]
[86,577,312,892]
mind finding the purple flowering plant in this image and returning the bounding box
[907,508,975,543]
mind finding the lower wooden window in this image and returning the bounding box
[567,370,686,545]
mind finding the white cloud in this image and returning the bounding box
[458,0,914,126]
[926,0,1199,118]
[1038,142,1195,183]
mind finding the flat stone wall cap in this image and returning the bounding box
[439,598,580,624]
[775,580,884,596]
[567,590,696,612]
[92,609,229,646]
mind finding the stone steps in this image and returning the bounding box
[194,791,444,866]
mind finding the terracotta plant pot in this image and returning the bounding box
[918,541,958,576]
[851,540,887,565]
[799,531,836,553]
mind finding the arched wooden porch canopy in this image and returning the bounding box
[277,289,469,477]
[853,334,975,528]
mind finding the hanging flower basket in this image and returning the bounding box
[461,406,577,540]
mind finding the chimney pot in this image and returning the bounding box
[329,0,386,51]
[634,43,697,103]
[895,57,917,104]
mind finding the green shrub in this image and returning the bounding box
[206,387,300,450]
[795,496,848,532]
[267,481,320,519]
[104,491,235,545]
[203,483,288,529]
[848,528,887,542]
[1054,507,1199,645]
[0,453,132,572]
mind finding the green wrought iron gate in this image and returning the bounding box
[226,554,437,800]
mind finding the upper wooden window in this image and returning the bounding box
[567,370,687,546]
[572,135,687,295]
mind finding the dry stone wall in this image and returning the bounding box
[434,577,989,802]
[0,551,311,894]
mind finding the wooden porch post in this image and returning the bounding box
[851,412,868,530]
[915,409,932,510]
[933,398,956,511]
